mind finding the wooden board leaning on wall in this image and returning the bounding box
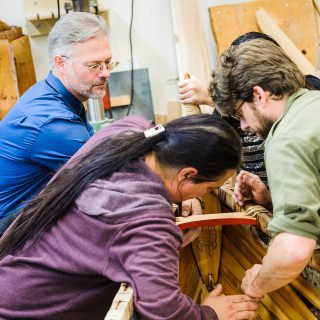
[209,0,318,66]
[0,22,36,120]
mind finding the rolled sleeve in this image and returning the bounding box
[266,134,320,240]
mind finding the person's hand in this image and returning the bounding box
[181,198,202,247]
[233,171,272,210]
[241,264,265,299]
[202,284,260,319]
[178,75,214,107]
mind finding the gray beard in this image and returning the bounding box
[86,89,106,100]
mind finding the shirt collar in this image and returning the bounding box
[45,71,84,117]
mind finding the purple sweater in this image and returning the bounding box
[0,116,217,320]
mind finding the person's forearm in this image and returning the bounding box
[243,232,316,296]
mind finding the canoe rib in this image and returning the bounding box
[176,212,256,230]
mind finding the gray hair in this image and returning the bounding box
[48,12,108,70]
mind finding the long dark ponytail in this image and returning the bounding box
[0,114,241,258]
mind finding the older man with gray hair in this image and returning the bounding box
[0,12,117,234]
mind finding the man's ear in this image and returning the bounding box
[177,167,198,182]
[252,85,268,109]
[54,55,68,73]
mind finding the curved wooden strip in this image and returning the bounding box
[176,212,256,230]
[292,276,320,309]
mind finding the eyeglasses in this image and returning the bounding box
[231,100,245,121]
[62,55,120,74]
[87,61,120,74]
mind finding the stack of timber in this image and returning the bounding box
[0,20,36,120]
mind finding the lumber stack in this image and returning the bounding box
[0,20,36,120]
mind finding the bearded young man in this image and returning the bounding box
[0,12,117,233]
[209,38,320,298]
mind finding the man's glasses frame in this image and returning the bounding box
[61,55,120,74]
[87,61,120,74]
[231,100,245,121]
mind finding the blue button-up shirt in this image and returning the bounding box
[0,72,94,219]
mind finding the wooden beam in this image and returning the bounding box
[314,0,320,15]
[104,283,134,320]
[176,212,256,230]
[256,8,317,75]
[191,192,223,285]
[292,276,320,309]
[110,95,131,108]
[0,40,19,120]
[209,0,318,66]
[11,35,36,95]
[0,20,10,32]
[0,27,23,42]
[170,0,212,115]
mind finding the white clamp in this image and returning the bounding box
[144,124,165,138]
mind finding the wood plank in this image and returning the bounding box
[220,246,316,319]
[314,0,320,14]
[110,95,131,108]
[0,20,10,32]
[11,35,36,95]
[104,283,134,320]
[209,0,318,65]
[218,268,273,320]
[179,244,202,298]
[176,212,256,229]
[0,40,19,120]
[166,101,181,122]
[0,27,23,42]
[256,8,316,75]
[192,192,223,286]
[313,0,320,69]
[274,282,317,319]
[171,0,212,115]
[292,276,320,309]
[154,114,167,125]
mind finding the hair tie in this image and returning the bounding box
[144,124,165,138]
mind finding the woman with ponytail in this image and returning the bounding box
[0,114,259,320]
